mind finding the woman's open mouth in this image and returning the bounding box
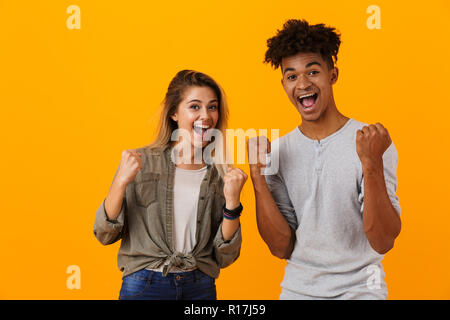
[297,92,318,111]
[193,123,211,141]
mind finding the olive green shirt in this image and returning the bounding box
[93,145,242,279]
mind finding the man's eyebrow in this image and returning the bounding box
[305,61,321,68]
[282,67,295,75]
[282,62,321,74]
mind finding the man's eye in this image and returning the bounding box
[309,70,319,76]
[287,74,297,80]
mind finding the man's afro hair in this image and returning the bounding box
[264,19,341,70]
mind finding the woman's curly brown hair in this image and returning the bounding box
[264,19,341,70]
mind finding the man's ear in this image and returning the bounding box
[330,67,339,84]
[280,64,285,87]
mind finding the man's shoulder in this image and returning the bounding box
[334,118,368,133]
[273,127,300,146]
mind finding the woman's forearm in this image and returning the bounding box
[104,179,127,221]
[221,217,240,241]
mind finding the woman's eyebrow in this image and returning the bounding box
[187,99,218,103]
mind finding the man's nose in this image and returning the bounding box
[296,74,312,90]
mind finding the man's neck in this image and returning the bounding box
[298,105,349,142]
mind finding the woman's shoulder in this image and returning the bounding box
[134,144,171,174]
[137,144,169,155]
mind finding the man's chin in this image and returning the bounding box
[298,109,321,121]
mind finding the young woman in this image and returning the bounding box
[94,70,247,300]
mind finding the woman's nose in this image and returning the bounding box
[198,106,211,120]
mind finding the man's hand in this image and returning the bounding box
[247,136,271,177]
[356,123,392,171]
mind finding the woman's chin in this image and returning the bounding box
[192,139,208,149]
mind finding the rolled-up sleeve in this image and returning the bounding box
[213,222,242,268]
[93,198,126,245]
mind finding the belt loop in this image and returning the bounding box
[194,269,198,282]
[147,270,154,284]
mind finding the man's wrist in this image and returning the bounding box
[361,158,384,175]
[249,165,265,179]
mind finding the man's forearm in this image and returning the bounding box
[362,161,401,254]
[251,174,295,259]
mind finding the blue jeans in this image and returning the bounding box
[118,268,217,300]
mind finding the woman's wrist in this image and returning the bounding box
[225,198,240,210]
[223,202,243,220]
[225,197,241,210]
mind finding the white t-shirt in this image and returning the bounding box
[146,165,207,273]
[172,166,208,254]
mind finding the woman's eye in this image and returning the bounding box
[190,104,200,109]
[208,105,218,110]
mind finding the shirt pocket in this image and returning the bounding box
[134,172,160,207]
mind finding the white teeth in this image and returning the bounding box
[194,124,210,129]
[299,93,316,99]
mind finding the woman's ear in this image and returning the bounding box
[170,113,178,122]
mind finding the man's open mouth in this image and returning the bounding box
[298,92,318,109]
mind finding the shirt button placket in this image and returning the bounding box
[314,141,323,172]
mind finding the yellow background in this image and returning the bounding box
[1,0,449,299]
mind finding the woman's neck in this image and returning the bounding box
[172,141,206,170]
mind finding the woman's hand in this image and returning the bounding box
[115,149,143,187]
[223,166,248,209]
[221,166,247,241]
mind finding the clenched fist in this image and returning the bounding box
[115,149,143,187]
[246,136,271,177]
[223,167,248,209]
[356,123,392,168]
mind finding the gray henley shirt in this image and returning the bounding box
[265,118,400,299]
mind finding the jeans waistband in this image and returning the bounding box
[128,268,210,283]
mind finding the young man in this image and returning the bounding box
[247,19,401,299]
